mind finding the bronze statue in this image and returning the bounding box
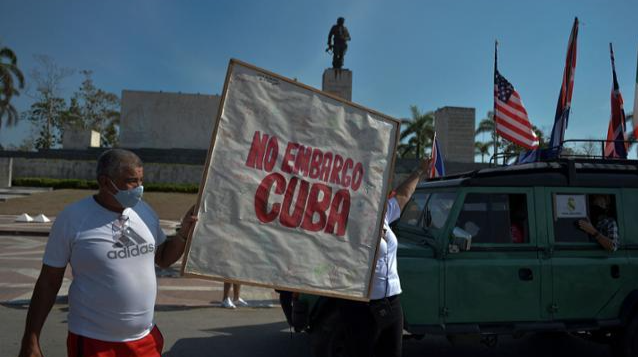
[327,17,351,69]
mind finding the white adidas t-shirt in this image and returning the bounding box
[369,197,402,300]
[43,196,166,342]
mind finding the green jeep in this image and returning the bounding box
[286,158,638,357]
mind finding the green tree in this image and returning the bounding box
[23,55,74,149]
[475,141,491,163]
[474,111,502,163]
[24,92,67,149]
[70,70,120,147]
[0,45,25,129]
[398,105,434,158]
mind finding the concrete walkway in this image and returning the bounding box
[0,214,280,308]
[0,187,53,202]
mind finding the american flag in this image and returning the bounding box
[604,43,628,159]
[494,70,539,149]
[428,133,445,178]
[549,17,578,154]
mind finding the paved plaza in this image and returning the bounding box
[0,215,614,356]
[0,215,279,308]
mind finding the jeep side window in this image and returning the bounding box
[397,192,429,227]
[423,192,456,230]
[553,193,618,245]
[454,193,529,244]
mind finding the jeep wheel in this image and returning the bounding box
[309,308,349,357]
[612,315,638,357]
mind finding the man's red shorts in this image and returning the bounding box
[67,325,164,357]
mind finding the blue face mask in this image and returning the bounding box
[109,180,144,208]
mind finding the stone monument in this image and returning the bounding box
[322,69,352,101]
[434,106,475,163]
[63,127,101,149]
[322,17,353,101]
[0,158,12,187]
[327,17,351,70]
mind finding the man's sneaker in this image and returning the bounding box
[234,298,249,307]
[221,297,236,309]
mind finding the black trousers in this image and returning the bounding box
[338,295,403,357]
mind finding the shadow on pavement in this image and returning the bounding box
[402,332,612,357]
[163,321,309,357]
[164,324,612,357]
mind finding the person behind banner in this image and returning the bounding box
[19,149,198,357]
[338,157,430,357]
[221,282,248,309]
[577,194,619,252]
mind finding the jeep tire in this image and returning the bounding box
[612,314,638,357]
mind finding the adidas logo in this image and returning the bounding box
[107,243,155,259]
[108,226,155,259]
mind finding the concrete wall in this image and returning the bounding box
[120,90,220,150]
[434,106,475,163]
[11,157,487,187]
[13,158,203,185]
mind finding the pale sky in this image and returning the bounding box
[1,0,637,156]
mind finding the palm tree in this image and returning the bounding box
[475,141,491,163]
[0,45,25,129]
[475,111,501,152]
[398,105,434,158]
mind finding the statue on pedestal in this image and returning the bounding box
[327,17,351,69]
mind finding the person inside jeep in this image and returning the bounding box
[509,195,528,244]
[577,194,619,252]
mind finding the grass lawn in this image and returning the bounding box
[0,189,198,221]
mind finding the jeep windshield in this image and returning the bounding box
[398,190,457,240]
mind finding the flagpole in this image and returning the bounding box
[493,40,499,164]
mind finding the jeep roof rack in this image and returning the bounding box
[487,139,636,167]
[419,151,638,189]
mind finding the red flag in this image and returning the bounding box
[633,48,638,140]
[549,17,579,152]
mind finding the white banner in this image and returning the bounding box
[182,60,399,300]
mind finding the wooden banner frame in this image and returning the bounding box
[181,59,400,301]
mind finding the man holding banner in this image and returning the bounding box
[19,149,198,357]
[339,157,430,357]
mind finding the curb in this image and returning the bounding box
[0,230,50,236]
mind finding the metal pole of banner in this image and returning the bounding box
[493,40,499,165]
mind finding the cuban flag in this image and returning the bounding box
[428,133,445,178]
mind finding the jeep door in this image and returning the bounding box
[394,190,456,327]
[443,188,542,323]
[544,188,629,320]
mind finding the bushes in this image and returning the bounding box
[12,177,199,193]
